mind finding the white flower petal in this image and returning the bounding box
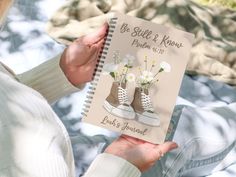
[141,71,153,78]
[146,75,154,82]
[160,61,171,72]
[126,73,136,82]
[102,71,110,75]
[122,54,135,65]
[103,63,119,73]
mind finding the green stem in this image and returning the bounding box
[153,68,163,78]
[121,67,129,83]
[150,64,155,72]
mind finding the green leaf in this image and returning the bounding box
[110,72,115,78]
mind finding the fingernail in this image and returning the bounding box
[171,143,178,149]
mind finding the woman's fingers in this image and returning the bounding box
[154,141,178,159]
[121,135,147,145]
[89,37,104,55]
[82,23,108,45]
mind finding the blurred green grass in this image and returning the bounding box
[197,0,236,10]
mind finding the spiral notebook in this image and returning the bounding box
[81,12,194,144]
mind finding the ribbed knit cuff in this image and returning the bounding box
[84,153,141,177]
[17,54,79,103]
[0,61,17,79]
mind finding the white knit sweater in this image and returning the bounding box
[0,55,140,177]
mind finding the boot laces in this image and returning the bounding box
[141,92,154,111]
[118,86,130,105]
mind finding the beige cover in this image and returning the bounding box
[82,13,194,144]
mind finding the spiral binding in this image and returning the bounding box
[81,17,118,118]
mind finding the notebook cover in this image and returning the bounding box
[82,12,194,144]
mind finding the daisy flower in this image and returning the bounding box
[126,73,136,82]
[160,61,171,72]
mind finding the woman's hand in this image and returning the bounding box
[60,23,108,86]
[105,135,178,172]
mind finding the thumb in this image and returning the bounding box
[83,23,108,45]
[156,142,178,155]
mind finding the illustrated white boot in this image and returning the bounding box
[131,87,160,126]
[103,82,135,119]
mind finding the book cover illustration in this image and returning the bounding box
[103,51,171,127]
[82,13,194,144]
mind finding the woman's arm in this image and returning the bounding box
[83,153,141,177]
[17,23,108,104]
[17,54,79,104]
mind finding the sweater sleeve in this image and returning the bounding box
[83,153,141,177]
[17,54,81,104]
